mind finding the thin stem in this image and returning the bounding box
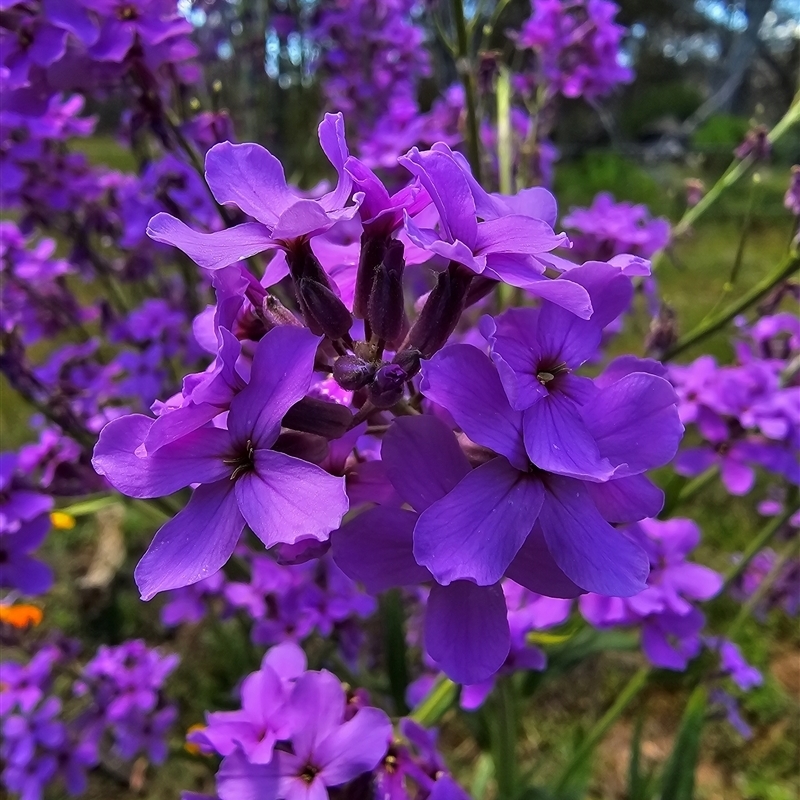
[379,589,410,716]
[451,0,482,182]
[553,666,650,791]
[725,538,799,640]
[721,493,798,594]
[666,94,800,244]
[409,675,459,726]
[662,249,800,362]
[496,67,513,195]
[660,467,720,518]
[491,677,518,799]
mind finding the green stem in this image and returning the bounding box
[660,467,720,518]
[553,666,650,791]
[662,249,800,362]
[721,493,799,594]
[496,67,513,195]
[667,94,800,243]
[725,538,799,641]
[451,0,481,182]
[409,675,459,726]
[491,677,518,799]
[379,589,410,716]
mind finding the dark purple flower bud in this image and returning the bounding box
[353,233,388,320]
[333,355,376,391]
[272,431,329,464]
[685,179,705,208]
[392,348,421,379]
[734,126,771,161]
[287,243,353,339]
[785,165,800,217]
[282,396,353,439]
[404,262,473,358]
[369,364,407,409]
[367,239,406,344]
[645,303,678,358]
[296,277,354,340]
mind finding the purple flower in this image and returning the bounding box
[399,143,592,317]
[147,114,360,271]
[0,452,54,532]
[0,514,54,596]
[215,670,392,800]
[195,643,304,763]
[480,261,633,480]
[334,415,583,683]
[93,325,349,599]
[415,342,679,596]
[562,192,670,262]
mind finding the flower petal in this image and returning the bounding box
[316,707,392,785]
[414,458,543,586]
[586,373,683,475]
[523,392,614,481]
[235,450,348,548]
[586,474,665,523]
[147,213,275,270]
[332,507,429,592]
[539,476,649,596]
[205,142,295,226]
[134,480,244,600]
[425,581,510,684]
[382,416,471,511]
[93,415,231,498]
[217,751,279,800]
[421,344,527,470]
[505,526,584,598]
[228,326,321,448]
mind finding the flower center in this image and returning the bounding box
[117,4,138,20]
[224,440,255,480]
[536,362,569,385]
[300,764,319,784]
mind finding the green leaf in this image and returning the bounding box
[658,686,708,800]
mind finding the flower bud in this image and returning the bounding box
[367,239,406,343]
[353,233,388,319]
[333,355,376,391]
[296,277,354,340]
[392,348,421,379]
[405,263,473,358]
[282,396,353,439]
[369,364,406,409]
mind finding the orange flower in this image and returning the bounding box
[0,604,43,628]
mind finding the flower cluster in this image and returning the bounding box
[580,518,722,669]
[91,116,684,687]
[186,641,398,799]
[670,314,799,496]
[515,0,633,100]
[1,638,178,798]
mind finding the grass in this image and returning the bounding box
[5,138,798,799]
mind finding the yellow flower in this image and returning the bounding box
[185,724,207,756]
[50,511,76,530]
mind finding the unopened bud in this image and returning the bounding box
[333,355,376,391]
[297,277,353,340]
[282,396,353,439]
[405,263,473,358]
[353,233,388,319]
[369,364,407,409]
[261,295,302,329]
[368,239,406,343]
[392,348,421,379]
